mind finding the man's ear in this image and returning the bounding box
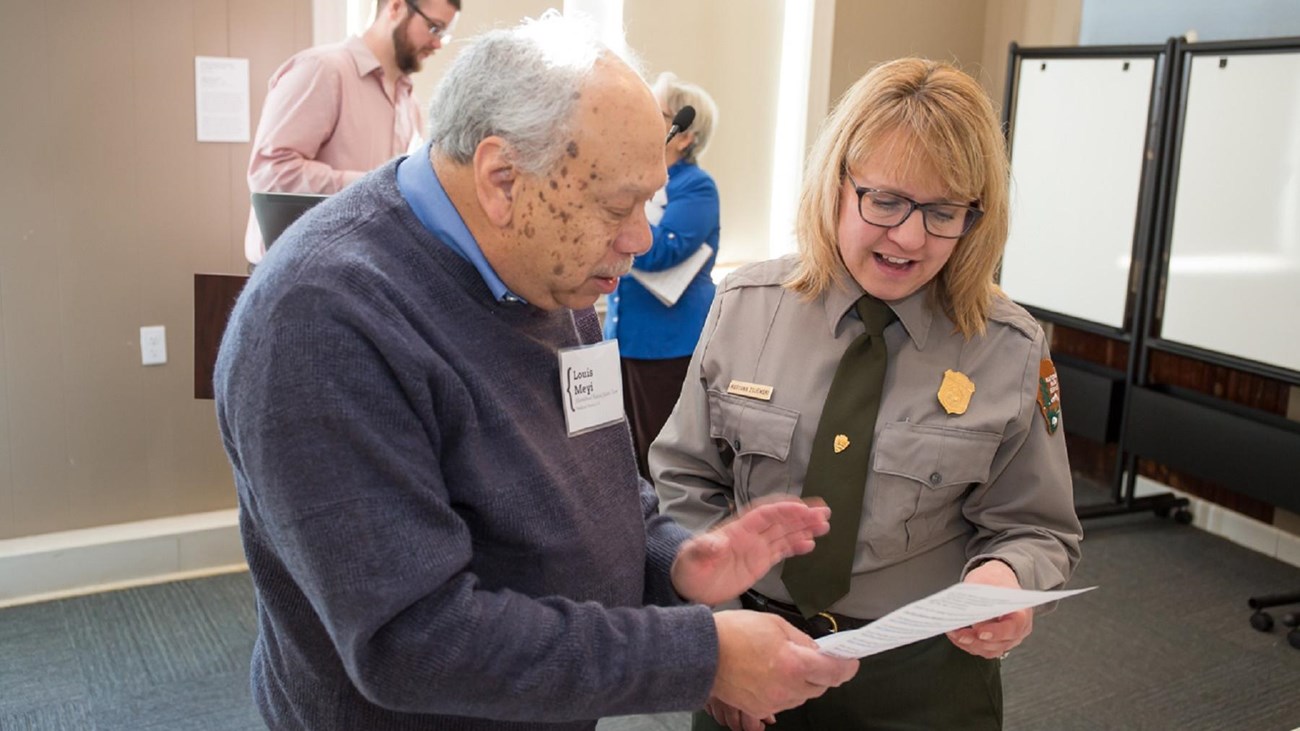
[474,136,519,228]
[383,0,406,22]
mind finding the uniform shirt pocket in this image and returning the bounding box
[706,389,799,506]
[869,422,1001,555]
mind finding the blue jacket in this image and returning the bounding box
[604,160,719,359]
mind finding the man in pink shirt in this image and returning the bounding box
[244,0,461,264]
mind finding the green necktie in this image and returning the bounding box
[782,295,894,617]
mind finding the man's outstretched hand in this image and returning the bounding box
[671,497,830,606]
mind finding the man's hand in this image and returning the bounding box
[710,610,858,722]
[702,696,772,731]
[947,559,1033,658]
[671,497,830,606]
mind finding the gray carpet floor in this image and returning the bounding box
[3,486,1300,730]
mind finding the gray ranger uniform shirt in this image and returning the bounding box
[652,256,1083,620]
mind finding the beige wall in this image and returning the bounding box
[409,0,558,112]
[829,0,990,109]
[0,0,1081,541]
[0,0,312,540]
[981,0,1083,113]
[626,0,786,266]
[824,0,1081,119]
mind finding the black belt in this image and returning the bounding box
[741,590,872,639]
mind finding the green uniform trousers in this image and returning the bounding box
[692,635,1002,730]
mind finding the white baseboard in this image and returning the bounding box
[1133,476,1300,569]
[0,509,247,609]
[3,481,1296,609]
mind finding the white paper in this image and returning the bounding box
[195,56,250,143]
[628,244,713,307]
[816,583,1096,659]
[645,187,668,226]
[557,339,624,437]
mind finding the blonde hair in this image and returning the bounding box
[652,72,719,165]
[786,58,1009,338]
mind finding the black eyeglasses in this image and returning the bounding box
[846,174,982,239]
[406,1,453,41]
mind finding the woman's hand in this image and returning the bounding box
[946,559,1033,659]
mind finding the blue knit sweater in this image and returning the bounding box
[215,159,719,730]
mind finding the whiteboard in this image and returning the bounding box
[1160,51,1300,374]
[1001,56,1157,330]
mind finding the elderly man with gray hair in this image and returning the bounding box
[215,12,857,731]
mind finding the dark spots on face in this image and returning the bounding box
[552,262,565,275]
[548,203,557,214]
[549,179,559,191]
[560,166,568,178]
[558,209,571,224]
[522,222,536,239]
[566,141,579,158]
[578,180,588,191]
[589,172,598,180]
[572,91,581,100]
[538,190,546,202]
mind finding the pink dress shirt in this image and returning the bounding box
[244,36,422,262]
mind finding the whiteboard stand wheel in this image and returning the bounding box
[1250,610,1274,633]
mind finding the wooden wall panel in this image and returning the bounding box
[1050,324,1128,372]
[1133,349,1293,523]
[58,1,154,527]
[0,0,310,539]
[0,273,11,537]
[1147,350,1291,415]
[0,1,76,536]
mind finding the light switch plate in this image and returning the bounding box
[141,325,167,366]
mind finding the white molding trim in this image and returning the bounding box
[0,509,246,609]
[1133,476,1300,569]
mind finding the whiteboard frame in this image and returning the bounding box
[999,43,1171,340]
[1148,36,1300,386]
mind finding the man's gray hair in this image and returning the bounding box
[427,12,610,176]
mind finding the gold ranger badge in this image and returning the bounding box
[937,369,975,415]
[833,434,850,453]
[1038,359,1062,435]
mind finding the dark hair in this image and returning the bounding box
[383,0,461,13]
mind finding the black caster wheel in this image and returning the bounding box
[1281,612,1300,629]
[1288,629,1300,650]
[1173,508,1193,525]
[1250,610,1274,632]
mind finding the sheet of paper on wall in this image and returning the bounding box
[195,56,250,143]
[628,244,714,307]
[816,583,1096,659]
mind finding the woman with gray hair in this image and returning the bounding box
[604,72,722,480]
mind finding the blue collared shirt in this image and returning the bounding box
[396,142,526,304]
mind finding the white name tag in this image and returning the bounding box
[558,340,624,437]
[727,379,774,401]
